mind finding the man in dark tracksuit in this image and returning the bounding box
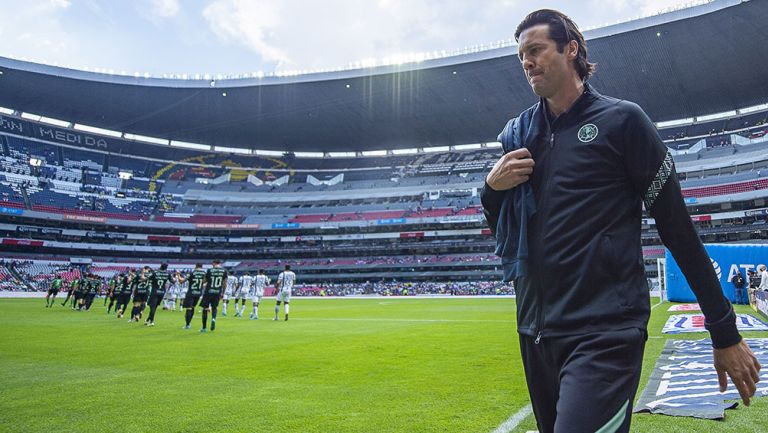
[733,271,746,305]
[481,10,761,433]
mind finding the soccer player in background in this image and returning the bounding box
[182,264,206,330]
[129,266,151,322]
[481,10,760,432]
[164,270,181,311]
[60,276,76,307]
[221,272,237,316]
[83,273,100,311]
[199,260,227,332]
[45,275,63,307]
[250,269,269,320]
[234,272,251,317]
[76,273,90,311]
[174,270,186,311]
[64,274,83,309]
[145,263,171,326]
[105,273,118,311]
[115,271,134,319]
[103,273,112,306]
[274,265,295,321]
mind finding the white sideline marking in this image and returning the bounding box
[297,318,515,323]
[492,403,533,433]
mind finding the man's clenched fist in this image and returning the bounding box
[486,148,535,191]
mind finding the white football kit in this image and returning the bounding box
[224,275,238,300]
[253,274,270,301]
[237,275,253,300]
[276,271,296,302]
[166,279,179,301]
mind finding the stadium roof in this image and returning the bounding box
[0,0,767,153]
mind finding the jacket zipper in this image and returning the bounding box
[531,90,589,343]
[533,130,556,345]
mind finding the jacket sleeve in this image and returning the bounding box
[482,119,516,236]
[621,101,740,349]
[480,182,507,236]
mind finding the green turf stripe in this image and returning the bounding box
[595,399,629,433]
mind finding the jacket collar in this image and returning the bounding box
[538,82,599,126]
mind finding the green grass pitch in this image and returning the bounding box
[0,297,765,432]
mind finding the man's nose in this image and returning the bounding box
[521,57,533,72]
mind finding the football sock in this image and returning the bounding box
[274,305,279,319]
[185,309,193,326]
[211,307,217,331]
[285,304,290,316]
[202,310,208,329]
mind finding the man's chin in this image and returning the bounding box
[531,85,548,98]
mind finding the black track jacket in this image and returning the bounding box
[481,84,740,348]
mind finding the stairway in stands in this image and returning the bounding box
[20,185,31,210]
[7,263,35,291]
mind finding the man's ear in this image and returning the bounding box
[568,40,578,60]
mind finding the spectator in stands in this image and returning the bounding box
[481,9,759,432]
[732,271,746,305]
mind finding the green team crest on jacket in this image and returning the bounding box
[577,123,598,143]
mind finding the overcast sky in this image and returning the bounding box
[0,0,697,76]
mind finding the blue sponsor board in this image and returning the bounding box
[666,244,768,303]
[757,291,768,320]
[662,313,768,334]
[272,223,299,229]
[377,218,406,225]
[684,197,698,204]
[635,338,768,419]
[0,206,23,215]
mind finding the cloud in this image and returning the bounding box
[149,0,180,18]
[202,0,289,65]
[0,0,695,76]
[0,0,74,64]
[200,0,524,71]
[42,0,71,10]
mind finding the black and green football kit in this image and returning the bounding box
[146,269,171,324]
[183,269,207,328]
[200,266,228,331]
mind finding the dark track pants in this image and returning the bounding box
[519,327,646,433]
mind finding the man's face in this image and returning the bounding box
[517,24,575,99]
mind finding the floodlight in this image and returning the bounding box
[29,158,43,167]
[118,171,133,180]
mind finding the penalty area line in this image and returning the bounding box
[492,403,533,433]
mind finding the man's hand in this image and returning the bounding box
[713,339,761,406]
[486,148,535,191]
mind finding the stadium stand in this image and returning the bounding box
[1,111,767,289]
